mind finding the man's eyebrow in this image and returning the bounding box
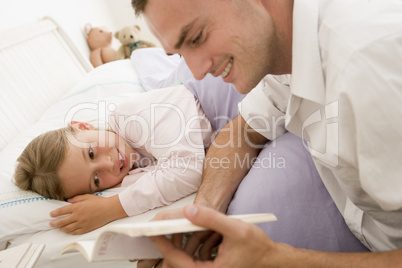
[174,20,196,50]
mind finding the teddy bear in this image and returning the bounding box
[84,24,117,68]
[114,25,156,60]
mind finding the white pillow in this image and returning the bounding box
[130,47,181,91]
[11,192,195,268]
[0,60,146,248]
[0,183,117,250]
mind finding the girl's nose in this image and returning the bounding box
[98,154,114,171]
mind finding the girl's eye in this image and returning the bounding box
[89,147,95,159]
[94,174,100,188]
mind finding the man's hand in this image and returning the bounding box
[50,194,127,235]
[149,204,292,268]
[149,205,402,268]
[137,207,222,268]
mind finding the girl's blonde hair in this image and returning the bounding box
[14,127,73,200]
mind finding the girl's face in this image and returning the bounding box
[58,122,137,199]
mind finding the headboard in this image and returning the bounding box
[0,17,93,152]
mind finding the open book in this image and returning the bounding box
[62,213,276,262]
[0,243,45,268]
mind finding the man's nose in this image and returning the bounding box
[182,52,213,80]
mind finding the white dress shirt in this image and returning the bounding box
[240,0,402,251]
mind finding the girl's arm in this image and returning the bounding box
[50,194,127,235]
[118,150,203,217]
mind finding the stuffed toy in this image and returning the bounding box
[115,25,156,59]
[85,24,117,68]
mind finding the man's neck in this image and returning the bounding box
[261,0,294,74]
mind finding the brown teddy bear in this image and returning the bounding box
[85,24,117,68]
[114,25,156,60]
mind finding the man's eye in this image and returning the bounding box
[89,147,95,159]
[94,174,100,188]
[192,32,202,45]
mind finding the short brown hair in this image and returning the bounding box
[14,127,73,200]
[131,0,148,16]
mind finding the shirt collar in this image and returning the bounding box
[291,0,325,104]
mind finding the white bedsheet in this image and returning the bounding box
[0,59,195,267]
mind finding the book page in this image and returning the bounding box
[0,243,45,268]
[0,243,30,267]
[62,213,277,262]
[18,243,45,268]
[63,235,161,261]
[62,241,94,260]
[102,213,277,237]
[92,233,161,261]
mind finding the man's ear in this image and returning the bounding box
[68,121,95,131]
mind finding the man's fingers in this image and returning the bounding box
[183,230,213,255]
[137,258,162,268]
[198,232,222,261]
[149,235,173,254]
[150,235,197,268]
[172,233,184,249]
[183,204,244,237]
[152,207,184,221]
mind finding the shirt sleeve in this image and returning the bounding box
[239,74,291,140]
[117,153,203,216]
[110,86,210,216]
[341,33,402,212]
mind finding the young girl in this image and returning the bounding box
[14,85,213,235]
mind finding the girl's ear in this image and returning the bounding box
[68,121,95,131]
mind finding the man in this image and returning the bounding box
[133,0,402,266]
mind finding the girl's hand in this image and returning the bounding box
[49,194,127,235]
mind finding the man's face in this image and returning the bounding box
[144,0,282,94]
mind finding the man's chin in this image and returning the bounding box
[232,82,256,95]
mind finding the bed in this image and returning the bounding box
[0,15,366,268]
[0,17,194,267]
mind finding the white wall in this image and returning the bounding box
[0,0,160,58]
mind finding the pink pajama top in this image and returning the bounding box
[109,85,213,216]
